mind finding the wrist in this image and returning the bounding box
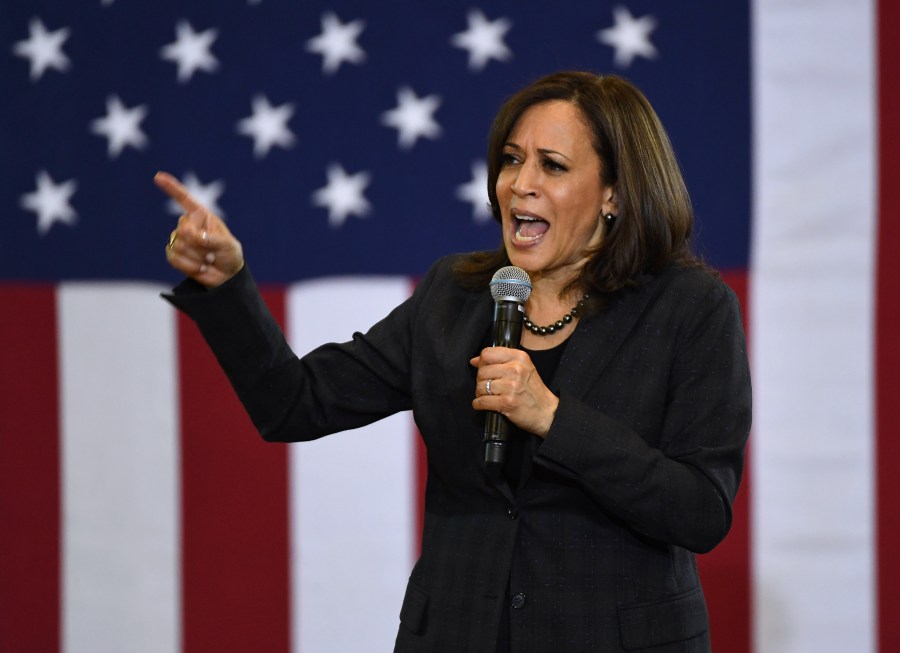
[536,393,560,439]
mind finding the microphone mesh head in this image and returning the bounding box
[490,266,532,303]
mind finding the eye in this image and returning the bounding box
[542,157,567,172]
[500,151,521,167]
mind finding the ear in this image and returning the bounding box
[602,186,619,217]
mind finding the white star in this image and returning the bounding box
[306,12,366,75]
[381,87,442,150]
[236,95,296,158]
[450,9,512,71]
[166,172,226,218]
[91,95,147,159]
[456,161,492,222]
[597,6,658,68]
[160,20,219,83]
[13,18,71,81]
[20,170,78,235]
[90,95,149,158]
[312,164,371,228]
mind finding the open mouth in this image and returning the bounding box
[514,214,549,242]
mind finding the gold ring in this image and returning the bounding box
[167,230,178,250]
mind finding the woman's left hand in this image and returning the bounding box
[471,346,560,438]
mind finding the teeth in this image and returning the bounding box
[512,212,547,242]
[515,221,545,242]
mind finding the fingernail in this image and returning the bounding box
[199,264,208,273]
[205,253,215,264]
[201,231,208,242]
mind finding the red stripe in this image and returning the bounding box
[414,427,427,555]
[412,276,428,555]
[877,1,900,649]
[178,288,290,653]
[0,287,61,653]
[697,270,751,653]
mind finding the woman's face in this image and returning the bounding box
[496,100,615,284]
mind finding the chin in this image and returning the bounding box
[506,252,542,276]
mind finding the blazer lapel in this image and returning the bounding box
[515,277,666,493]
[553,274,665,401]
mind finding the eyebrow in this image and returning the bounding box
[504,142,572,162]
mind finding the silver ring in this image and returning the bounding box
[485,378,493,395]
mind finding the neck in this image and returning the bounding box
[527,275,582,311]
[526,260,586,299]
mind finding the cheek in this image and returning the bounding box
[568,180,604,221]
[495,171,512,201]
[559,191,603,239]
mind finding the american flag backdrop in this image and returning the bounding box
[1,1,897,651]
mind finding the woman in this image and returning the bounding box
[159,71,751,652]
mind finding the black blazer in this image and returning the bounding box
[166,254,751,653]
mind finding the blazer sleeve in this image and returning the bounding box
[162,262,439,442]
[534,275,752,553]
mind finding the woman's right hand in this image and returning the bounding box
[155,171,245,288]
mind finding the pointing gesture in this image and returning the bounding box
[155,171,244,287]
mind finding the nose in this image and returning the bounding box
[510,160,538,197]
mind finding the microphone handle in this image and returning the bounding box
[483,300,524,465]
[491,300,524,349]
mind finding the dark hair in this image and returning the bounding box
[453,71,707,306]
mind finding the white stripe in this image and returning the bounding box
[751,1,876,651]
[59,284,181,653]
[286,277,416,653]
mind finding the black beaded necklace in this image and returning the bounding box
[523,296,589,335]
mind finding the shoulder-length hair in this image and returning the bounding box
[453,71,705,304]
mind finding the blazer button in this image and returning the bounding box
[510,593,526,609]
[507,507,518,520]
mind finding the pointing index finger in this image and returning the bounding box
[154,171,204,214]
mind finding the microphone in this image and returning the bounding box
[483,265,532,467]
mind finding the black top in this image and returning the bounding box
[503,340,570,492]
